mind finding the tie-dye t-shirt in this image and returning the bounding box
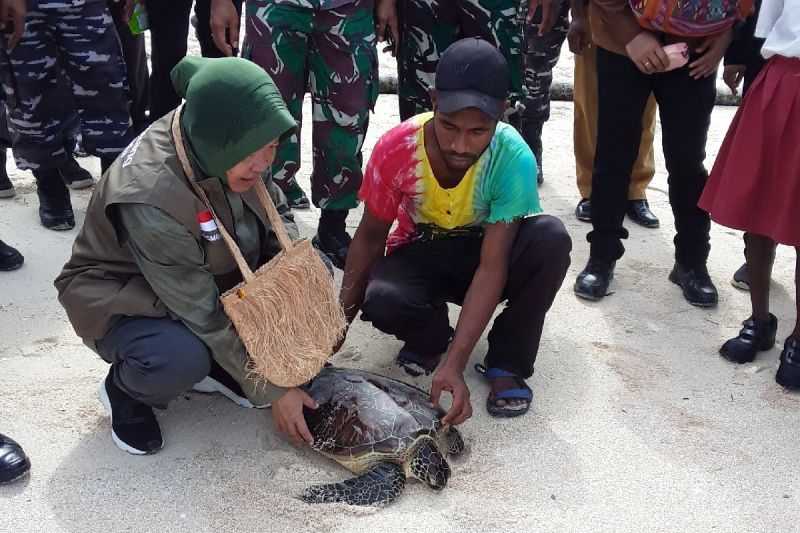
[359,112,542,253]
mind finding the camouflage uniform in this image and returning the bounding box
[243,0,378,210]
[0,0,132,171]
[396,0,525,121]
[520,1,570,175]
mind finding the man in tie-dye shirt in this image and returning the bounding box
[339,38,571,422]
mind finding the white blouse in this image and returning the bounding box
[755,0,800,59]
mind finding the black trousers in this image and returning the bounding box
[360,215,571,378]
[96,317,212,408]
[588,47,716,267]
[110,1,149,133]
[148,0,243,121]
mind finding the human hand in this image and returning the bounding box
[375,0,398,56]
[528,0,564,36]
[723,64,745,95]
[567,13,590,54]
[272,387,318,445]
[625,31,669,74]
[430,363,472,426]
[210,0,240,57]
[689,28,733,80]
[0,0,27,50]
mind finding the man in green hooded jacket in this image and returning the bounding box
[55,57,321,455]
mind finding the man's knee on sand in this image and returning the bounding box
[105,319,212,405]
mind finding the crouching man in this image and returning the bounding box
[338,38,571,424]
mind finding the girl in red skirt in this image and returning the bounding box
[699,0,800,389]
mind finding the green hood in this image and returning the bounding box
[171,56,296,182]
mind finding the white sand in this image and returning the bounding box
[0,32,798,533]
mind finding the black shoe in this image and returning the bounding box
[776,337,800,389]
[59,156,94,190]
[0,240,24,271]
[0,149,15,198]
[192,359,258,408]
[34,168,75,231]
[285,182,311,210]
[731,263,750,291]
[720,314,777,364]
[574,259,615,301]
[668,263,718,308]
[575,198,592,222]
[0,433,30,484]
[627,199,659,228]
[525,123,543,185]
[313,209,351,270]
[99,370,163,455]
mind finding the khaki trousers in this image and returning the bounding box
[574,44,657,200]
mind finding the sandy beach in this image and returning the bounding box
[1,33,798,533]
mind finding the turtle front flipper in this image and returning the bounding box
[301,462,406,506]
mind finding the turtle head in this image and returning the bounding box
[408,440,450,491]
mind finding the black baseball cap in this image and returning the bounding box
[434,37,510,120]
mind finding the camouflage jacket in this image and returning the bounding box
[269,0,356,9]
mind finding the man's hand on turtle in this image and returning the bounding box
[431,363,472,426]
[210,0,240,57]
[272,387,317,445]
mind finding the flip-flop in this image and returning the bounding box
[475,364,533,418]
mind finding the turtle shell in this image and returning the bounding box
[303,367,447,463]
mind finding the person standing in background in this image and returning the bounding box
[721,0,767,292]
[0,0,133,231]
[110,0,150,134]
[148,0,244,122]
[573,0,737,307]
[699,0,800,389]
[213,0,384,269]
[569,0,659,228]
[391,2,563,117]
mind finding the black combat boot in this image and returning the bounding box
[312,209,351,270]
[59,155,94,190]
[100,156,118,176]
[0,149,14,198]
[34,168,75,231]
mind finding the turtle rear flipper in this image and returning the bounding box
[301,462,406,506]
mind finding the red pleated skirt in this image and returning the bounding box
[699,55,800,247]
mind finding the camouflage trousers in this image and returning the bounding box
[0,2,132,171]
[519,1,569,171]
[397,0,525,121]
[243,0,378,210]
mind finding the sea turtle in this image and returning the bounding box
[300,366,465,506]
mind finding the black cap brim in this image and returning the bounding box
[436,89,505,120]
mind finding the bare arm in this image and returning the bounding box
[431,220,521,425]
